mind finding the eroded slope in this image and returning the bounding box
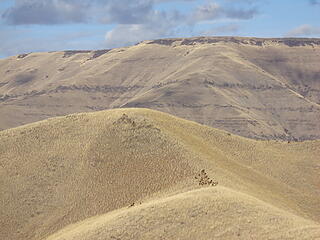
[0,37,319,140]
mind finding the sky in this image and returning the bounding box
[0,0,319,58]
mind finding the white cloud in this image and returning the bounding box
[190,2,257,23]
[104,1,257,48]
[105,23,172,48]
[285,24,320,37]
[309,0,320,5]
[201,24,240,36]
[2,0,89,25]
[192,3,222,22]
[1,0,260,55]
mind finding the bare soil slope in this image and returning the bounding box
[0,37,320,140]
[0,108,319,240]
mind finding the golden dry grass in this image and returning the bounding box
[0,108,319,240]
[1,37,320,140]
[46,187,320,240]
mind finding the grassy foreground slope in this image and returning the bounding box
[0,108,319,240]
[46,187,320,240]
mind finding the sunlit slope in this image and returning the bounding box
[46,187,320,240]
[1,37,320,140]
[0,108,319,240]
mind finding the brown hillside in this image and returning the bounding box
[0,37,319,140]
[0,108,319,240]
[46,187,320,240]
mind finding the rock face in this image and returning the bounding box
[0,36,319,140]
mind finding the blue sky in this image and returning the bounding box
[0,0,319,58]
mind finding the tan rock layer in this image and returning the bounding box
[0,37,319,140]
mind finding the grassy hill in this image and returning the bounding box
[1,37,320,140]
[1,108,319,240]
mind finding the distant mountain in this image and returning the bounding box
[1,36,319,140]
[1,109,319,240]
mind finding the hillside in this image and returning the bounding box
[1,108,319,240]
[0,37,319,140]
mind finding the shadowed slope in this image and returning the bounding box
[0,108,319,240]
[0,37,320,140]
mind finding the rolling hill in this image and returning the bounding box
[0,37,320,140]
[1,108,319,240]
